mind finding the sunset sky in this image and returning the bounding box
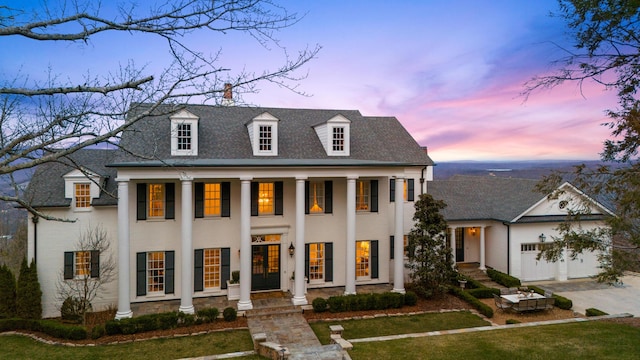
[3,0,618,161]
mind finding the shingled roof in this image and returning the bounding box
[428,175,544,222]
[25,149,118,208]
[113,104,433,167]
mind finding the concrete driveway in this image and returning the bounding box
[529,273,640,317]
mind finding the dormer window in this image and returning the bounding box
[63,168,103,210]
[170,110,199,156]
[247,112,279,156]
[314,114,350,156]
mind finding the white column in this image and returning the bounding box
[479,226,486,271]
[237,177,253,310]
[115,179,133,319]
[392,177,405,294]
[292,177,308,305]
[557,247,568,281]
[345,176,357,295]
[179,176,195,314]
[450,226,457,268]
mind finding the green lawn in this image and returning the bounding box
[0,329,261,360]
[310,311,490,344]
[348,321,640,360]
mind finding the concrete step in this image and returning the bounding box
[246,304,302,318]
[289,344,347,360]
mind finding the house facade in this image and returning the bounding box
[26,104,433,318]
[428,175,613,282]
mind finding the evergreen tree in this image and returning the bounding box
[0,264,16,318]
[406,194,455,298]
[16,259,42,319]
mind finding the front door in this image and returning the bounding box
[455,228,465,262]
[251,244,281,291]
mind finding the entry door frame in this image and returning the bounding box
[251,244,281,291]
[455,228,465,262]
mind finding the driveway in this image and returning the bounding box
[529,273,640,317]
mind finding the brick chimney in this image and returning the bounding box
[222,83,234,106]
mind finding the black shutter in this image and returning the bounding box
[407,179,415,202]
[370,180,378,212]
[221,182,231,217]
[194,182,204,218]
[194,249,203,292]
[64,252,74,280]
[165,183,175,220]
[251,182,259,216]
[221,248,230,289]
[390,236,395,260]
[304,244,310,282]
[325,243,333,282]
[325,181,333,214]
[305,181,310,215]
[274,181,283,215]
[90,250,100,278]
[136,183,147,220]
[165,251,175,294]
[136,252,146,296]
[389,179,395,202]
[371,240,379,279]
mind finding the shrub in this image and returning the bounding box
[404,291,418,306]
[178,312,195,326]
[467,287,500,299]
[135,314,160,332]
[449,286,493,318]
[104,319,121,335]
[157,312,179,330]
[197,307,219,323]
[327,296,346,313]
[312,297,328,313]
[230,271,240,284]
[506,319,521,324]
[527,285,572,310]
[223,307,237,322]
[118,318,137,335]
[61,297,92,324]
[16,259,42,319]
[91,324,106,339]
[39,320,87,340]
[388,292,404,309]
[0,265,16,319]
[486,269,521,288]
[586,308,609,317]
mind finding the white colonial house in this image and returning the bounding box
[428,175,614,282]
[26,103,433,318]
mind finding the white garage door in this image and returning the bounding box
[520,243,555,281]
[568,250,600,279]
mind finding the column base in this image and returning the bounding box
[392,288,406,294]
[115,310,133,320]
[292,296,308,306]
[179,305,195,314]
[479,266,487,271]
[343,290,356,296]
[237,300,253,311]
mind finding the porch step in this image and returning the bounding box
[458,268,492,282]
[246,304,302,318]
[289,344,347,360]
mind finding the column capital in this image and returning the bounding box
[115,177,130,183]
[346,175,358,181]
[180,173,193,182]
[239,176,253,182]
[394,175,405,180]
[295,176,308,181]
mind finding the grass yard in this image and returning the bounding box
[0,329,261,360]
[310,311,490,344]
[348,321,640,360]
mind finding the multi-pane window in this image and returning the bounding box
[332,127,344,151]
[356,240,370,279]
[147,251,165,293]
[259,125,272,151]
[204,183,221,216]
[309,243,324,281]
[148,184,165,217]
[356,180,370,211]
[203,248,221,289]
[177,123,192,150]
[75,183,91,208]
[258,182,274,215]
[74,251,91,278]
[308,181,325,213]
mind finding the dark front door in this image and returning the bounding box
[455,228,465,262]
[251,244,280,291]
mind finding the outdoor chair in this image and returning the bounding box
[544,290,553,298]
[493,294,512,312]
[500,288,510,295]
[508,287,518,294]
[544,297,555,310]
[525,299,537,311]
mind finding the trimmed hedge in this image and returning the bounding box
[586,308,608,317]
[486,268,521,288]
[104,307,219,336]
[404,291,418,306]
[527,285,573,310]
[0,318,87,340]
[467,287,500,299]
[449,286,493,318]
[457,274,486,290]
[325,292,407,313]
[506,319,521,324]
[312,297,328,312]
[223,307,237,322]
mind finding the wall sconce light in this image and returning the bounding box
[289,242,295,257]
[539,233,546,242]
[470,227,477,235]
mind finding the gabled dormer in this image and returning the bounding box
[246,112,279,156]
[314,114,351,156]
[170,110,199,156]
[63,168,103,210]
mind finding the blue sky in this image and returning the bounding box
[2,0,617,161]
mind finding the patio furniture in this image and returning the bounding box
[508,287,518,294]
[543,297,555,310]
[500,288,510,295]
[544,290,553,298]
[494,294,512,312]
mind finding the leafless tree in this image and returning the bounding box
[0,0,319,219]
[56,224,115,323]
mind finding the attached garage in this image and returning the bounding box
[520,243,555,281]
[568,251,600,279]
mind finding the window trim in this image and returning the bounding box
[247,112,279,156]
[147,183,166,219]
[64,250,99,280]
[308,243,325,283]
[170,110,199,156]
[74,182,92,209]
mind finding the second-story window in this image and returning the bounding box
[259,125,272,151]
[332,127,345,152]
[75,183,91,208]
[148,184,165,218]
[204,183,221,216]
[356,180,370,211]
[258,182,274,215]
[177,123,192,150]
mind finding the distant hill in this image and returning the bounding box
[433,160,609,180]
